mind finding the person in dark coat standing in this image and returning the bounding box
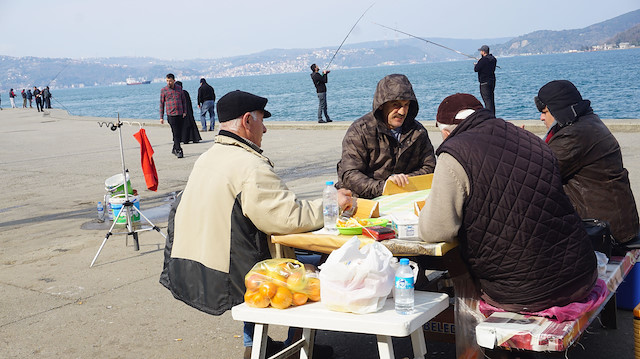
[197,78,216,132]
[536,80,639,243]
[474,45,497,114]
[310,64,331,123]
[27,89,33,108]
[175,81,201,144]
[21,89,27,108]
[33,87,43,112]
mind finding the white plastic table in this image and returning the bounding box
[231,291,449,359]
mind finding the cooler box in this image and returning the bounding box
[617,263,640,310]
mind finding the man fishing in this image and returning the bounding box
[474,45,497,114]
[310,64,332,123]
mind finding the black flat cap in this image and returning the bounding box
[216,90,272,122]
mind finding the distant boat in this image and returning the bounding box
[126,78,151,85]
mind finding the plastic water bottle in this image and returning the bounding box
[322,181,339,232]
[97,201,105,222]
[395,258,414,314]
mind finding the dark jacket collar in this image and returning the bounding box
[218,130,263,154]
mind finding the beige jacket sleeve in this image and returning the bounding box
[418,152,470,243]
[242,160,324,235]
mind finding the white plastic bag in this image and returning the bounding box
[319,236,395,314]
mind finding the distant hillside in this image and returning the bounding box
[493,9,640,55]
[607,23,640,45]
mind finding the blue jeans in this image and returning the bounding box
[317,92,330,121]
[200,100,216,130]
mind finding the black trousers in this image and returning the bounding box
[167,115,184,152]
[479,80,496,115]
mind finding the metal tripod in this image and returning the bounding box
[91,115,166,267]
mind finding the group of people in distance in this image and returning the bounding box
[159,65,638,357]
[3,86,51,111]
[159,74,219,158]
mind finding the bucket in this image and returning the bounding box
[105,173,133,195]
[618,263,640,310]
[109,194,140,224]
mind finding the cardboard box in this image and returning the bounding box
[388,212,420,240]
[423,303,455,343]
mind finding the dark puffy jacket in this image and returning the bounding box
[439,109,597,312]
[548,113,639,243]
[197,82,216,105]
[336,74,436,198]
[474,54,496,83]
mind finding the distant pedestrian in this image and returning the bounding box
[0,93,2,110]
[474,45,497,115]
[27,89,33,108]
[43,86,52,109]
[159,73,187,158]
[21,89,27,108]
[34,86,43,112]
[175,81,201,144]
[9,89,17,108]
[197,78,216,131]
[310,64,331,123]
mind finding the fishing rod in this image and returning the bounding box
[325,3,375,71]
[373,22,478,60]
[46,62,69,87]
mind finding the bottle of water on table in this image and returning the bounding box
[97,201,105,222]
[322,181,338,232]
[395,258,414,314]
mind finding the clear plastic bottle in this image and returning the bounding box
[97,201,105,222]
[322,181,339,232]
[395,258,414,314]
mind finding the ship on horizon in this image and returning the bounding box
[126,78,151,85]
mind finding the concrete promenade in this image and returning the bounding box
[1,108,639,358]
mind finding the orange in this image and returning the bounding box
[245,272,265,291]
[270,286,293,309]
[306,277,321,302]
[286,271,308,292]
[244,290,270,308]
[292,292,308,306]
[259,281,278,299]
[265,270,287,286]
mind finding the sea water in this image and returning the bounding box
[52,48,640,121]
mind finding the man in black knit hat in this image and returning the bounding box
[536,80,639,244]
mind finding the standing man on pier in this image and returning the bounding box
[310,64,332,123]
[197,78,216,132]
[474,45,497,114]
[160,73,187,158]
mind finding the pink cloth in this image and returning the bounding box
[478,279,609,322]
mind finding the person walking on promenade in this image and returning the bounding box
[474,45,497,114]
[160,90,351,359]
[33,87,43,112]
[21,89,27,108]
[535,80,639,244]
[0,93,3,110]
[160,73,187,158]
[197,78,216,131]
[175,81,201,144]
[310,64,331,123]
[9,89,17,108]
[27,89,33,108]
[43,86,52,109]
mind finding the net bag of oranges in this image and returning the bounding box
[244,258,321,309]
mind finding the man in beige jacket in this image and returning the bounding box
[161,90,352,358]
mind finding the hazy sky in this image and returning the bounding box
[1,0,638,60]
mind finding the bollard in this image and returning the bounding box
[635,302,640,359]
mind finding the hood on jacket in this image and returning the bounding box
[535,80,593,127]
[372,74,419,128]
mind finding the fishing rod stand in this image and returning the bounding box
[91,115,166,267]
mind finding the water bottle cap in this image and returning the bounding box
[326,181,334,186]
[399,258,409,265]
[98,201,102,205]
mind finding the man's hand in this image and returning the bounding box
[198,104,201,109]
[323,70,330,75]
[183,113,186,118]
[337,188,356,212]
[388,173,409,187]
[160,118,164,124]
